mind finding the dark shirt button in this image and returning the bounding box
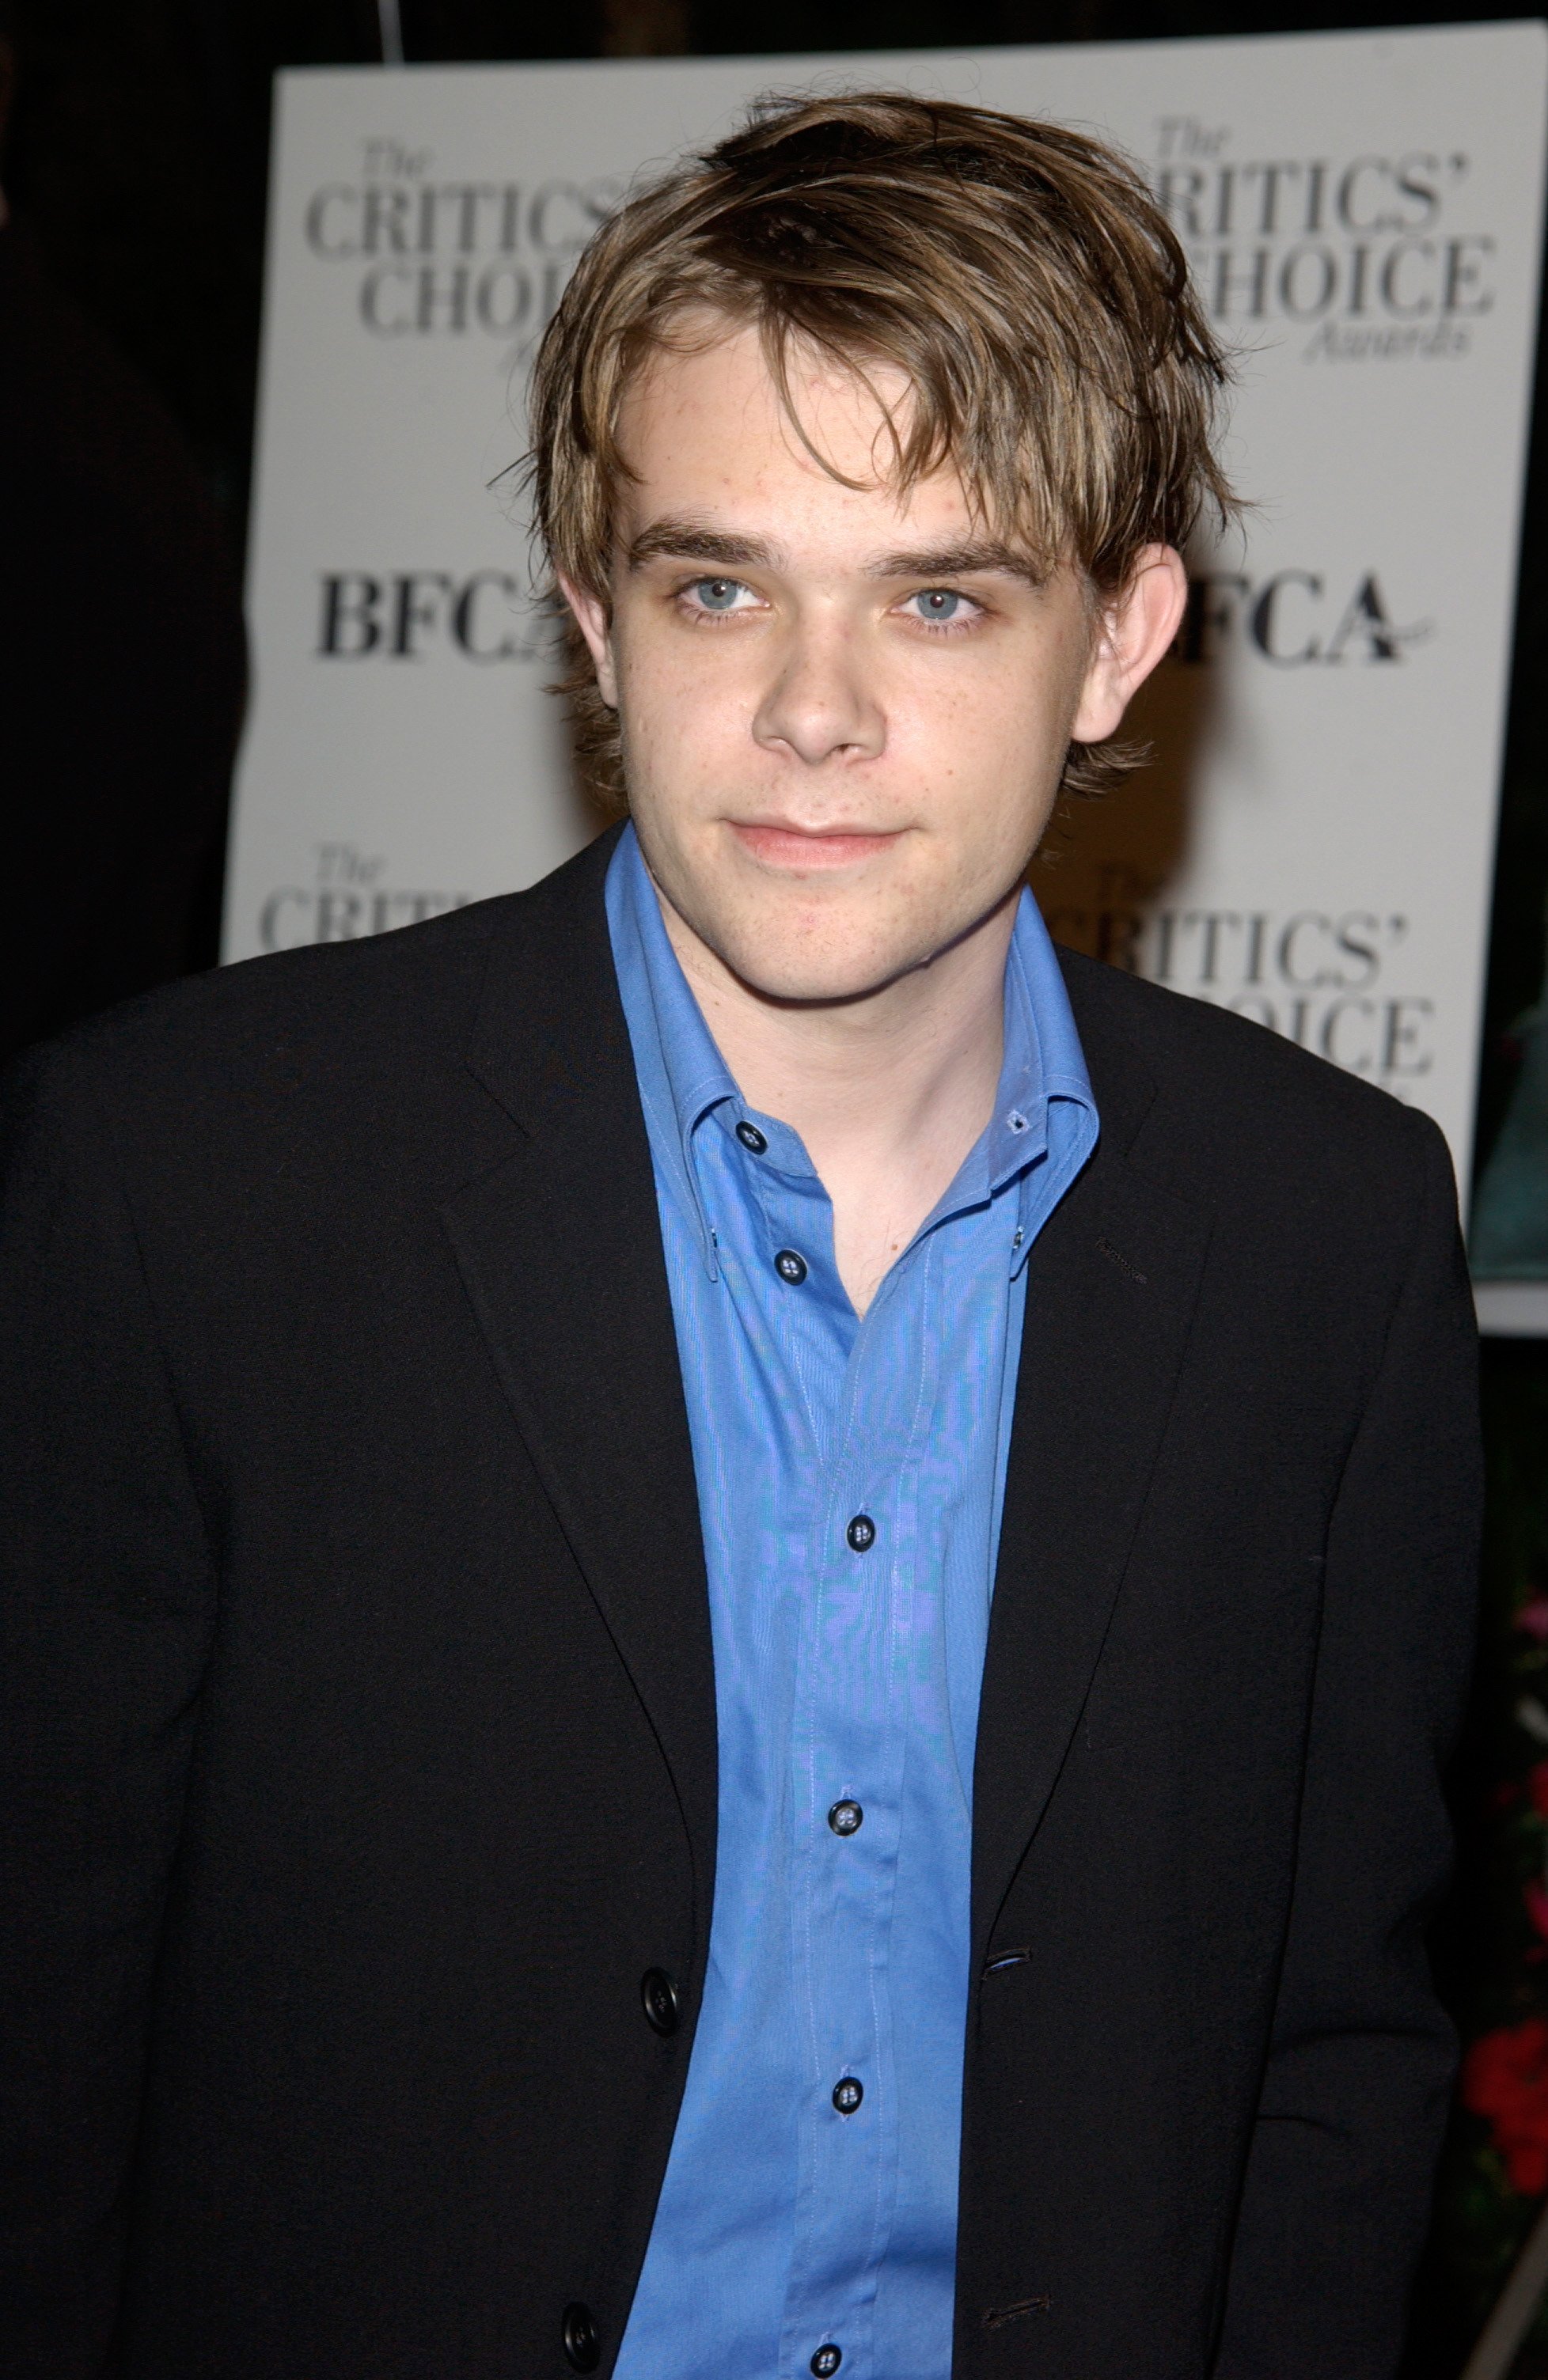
[640,1968,681,2037]
[735,1120,768,1154]
[811,2348,843,2377]
[832,2076,863,2115]
[562,2302,601,2373]
[845,1513,876,1553]
[828,1800,863,1836]
[775,1248,808,1285]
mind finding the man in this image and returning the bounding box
[0,92,1479,2380]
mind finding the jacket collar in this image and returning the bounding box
[971,952,1213,1968]
[442,825,720,1963]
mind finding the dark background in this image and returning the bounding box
[2,0,1546,2367]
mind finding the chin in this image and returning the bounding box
[719,928,928,1007]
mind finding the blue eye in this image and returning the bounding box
[693,578,744,612]
[914,588,962,622]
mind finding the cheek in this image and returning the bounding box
[617,624,747,764]
[893,663,1072,804]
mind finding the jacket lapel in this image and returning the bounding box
[438,831,719,1938]
[971,997,1212,1968]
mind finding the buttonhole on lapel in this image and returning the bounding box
[1096,1235,1148,1285]
[983,2295,1053,2327]
[982,1946,1030,1975]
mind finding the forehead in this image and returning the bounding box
[613,318,972,541]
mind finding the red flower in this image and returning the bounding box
[1463,2020,1548,2193]
[1517,1597,1548,1643]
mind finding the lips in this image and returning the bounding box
[730,822,902,869]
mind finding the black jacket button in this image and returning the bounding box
[641,1967,681,2036]
[845,1514,876,1553]
[735,1120,768,1154]
[828,1799,863,1836]
[775,1248,808,1285]
[562,2302,601,2373]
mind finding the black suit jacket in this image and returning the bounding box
[0,828,1481,2379]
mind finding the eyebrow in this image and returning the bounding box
[625,518,1049,588]
[626,521,780,572]
[867,540,1051,589]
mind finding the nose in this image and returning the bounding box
[752,614,884,767]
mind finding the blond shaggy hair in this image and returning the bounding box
[527,89,1235,811]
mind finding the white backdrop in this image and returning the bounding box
[224,25,1548,1188]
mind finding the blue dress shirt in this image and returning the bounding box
[606,825,1098,2380]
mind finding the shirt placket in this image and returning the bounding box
[780,1237,943,2380]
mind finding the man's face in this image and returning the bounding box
[564,320,1170,1005]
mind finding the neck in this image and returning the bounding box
[656,883,1019,1314]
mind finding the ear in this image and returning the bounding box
[1068,545,1189,745]
[557,574,619,709]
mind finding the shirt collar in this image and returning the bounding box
[605,824,737,1274]
[995,873,1100,1275]
[605,821,1098,1279]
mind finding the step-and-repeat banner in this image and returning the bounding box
[225,25,1548,1193]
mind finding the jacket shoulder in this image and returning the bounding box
[1056,945,1451,1210]
[2,896,499,1123]
[2,831,618,1131]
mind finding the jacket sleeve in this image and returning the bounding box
[1214,1107,1482,2378]
[0,1042,217,2378]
